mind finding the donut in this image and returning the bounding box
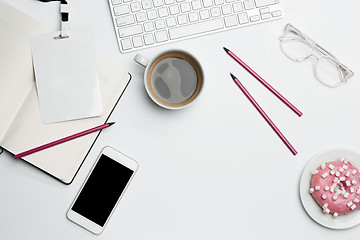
[310,158,360,217]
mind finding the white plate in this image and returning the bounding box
[299,149,360,229]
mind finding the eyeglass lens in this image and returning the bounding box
[281,30,313,61]
[316,57,344,87]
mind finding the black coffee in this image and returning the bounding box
[147,52,202,107]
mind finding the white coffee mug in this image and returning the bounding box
[134,49,204,110]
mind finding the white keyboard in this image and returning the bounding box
[108,0,282,53]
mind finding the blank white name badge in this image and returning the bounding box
[30,29,103,124]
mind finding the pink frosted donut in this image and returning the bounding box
[310,158,360,217]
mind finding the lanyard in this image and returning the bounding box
[38,0,70,38]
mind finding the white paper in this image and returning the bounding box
[0,20,33,142]
[30,29,103,124]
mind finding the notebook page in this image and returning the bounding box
[0,13,37,142]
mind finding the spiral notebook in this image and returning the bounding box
[0,1,131,184]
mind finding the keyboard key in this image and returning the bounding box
[188,12,199,22]
[249,15,260,22]
[221,4,232,15]
[259,7,269,14]
[155,19,166,29]
[158,7,169,17]
[224,14,237,27]
[261,12,271,19]
[202,0,213,8]
[144,21,155,31]
[116,15,135,27]
[120,38,132,50]
[243,0,254,10]
[210,7,221,17]
[136,12,146,22]
[155,30,169,42]
[132,35,144,47]
[112,0,122,5]
[169,18,224,39]
[130,2,141,12]
[177,14,188,24]
[114,5,130,16]
[191,0,202,10]
[144,33,155,45]
[232,2,243,12]
[169,5,180,15]
[147,9,157,20]
[271,10,282,17]
[214,0,224,5]
[199,9,210,19]
[153,0,164,7]
[118,24,143,37]
[254,0,279,8]
[141,0,152,9]
[124,0,133,3]
[180,2,191,12]
[238,12,249,24]
[164,0,175,4]
[166,16,177,27]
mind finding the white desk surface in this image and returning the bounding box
[1,0,360,239]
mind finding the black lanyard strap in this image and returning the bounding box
[38,0,69,37]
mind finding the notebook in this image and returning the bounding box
[0,1,131,184]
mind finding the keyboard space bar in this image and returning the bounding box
[169,18,224,40]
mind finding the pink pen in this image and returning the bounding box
[230,73,297,155]
[14,122,115,159]
[224,47,302,117]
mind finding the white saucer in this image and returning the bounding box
[299,149,360,229]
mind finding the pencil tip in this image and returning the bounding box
[107,122,115,126]
[223,47,229,52]
[230,73,237,80]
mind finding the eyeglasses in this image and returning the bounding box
[279,24,354,88]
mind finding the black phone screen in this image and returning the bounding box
[71,154,134,226]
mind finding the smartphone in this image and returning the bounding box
[67,146,138,234]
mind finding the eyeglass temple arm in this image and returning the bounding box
[314,43,337,59]
[278,36,305,43]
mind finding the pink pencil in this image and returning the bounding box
[230,73,297,155]
[224,47,303,117]
[14,122,115,159]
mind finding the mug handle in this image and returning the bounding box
[134,54,150,68]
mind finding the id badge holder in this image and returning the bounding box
[30,1,103,124]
